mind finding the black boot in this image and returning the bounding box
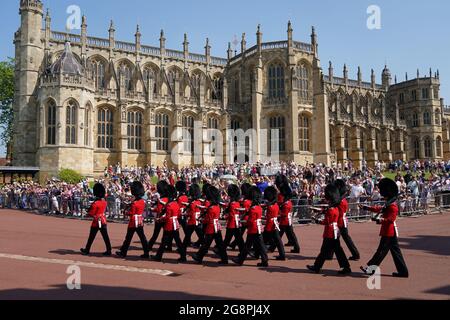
[257,261,269,268]
[80,248,89,256]
[392,272,409,278]
[307,265,320,273]
[338,267,352,275]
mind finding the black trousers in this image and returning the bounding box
[179,216,187,233]
[368,236,409,276]
[274,225,300,252]
[196,232,228,262]
[84,226,112,253]
[120,226,149,256]
[155,230,186,259]
[183,224,204,249]
[223,228,245,252]
[314,238,350,270]
[263,230,285,259]
[238,233,268,264]
[340,227,360,258]
[148,221,164,250]
[229,225,247,248]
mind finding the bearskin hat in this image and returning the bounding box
[227,184,241,202]
[378,178,399,200]
[167,185,178,202]
[241,183,252,200]
[188,184,201,200]
[275,174,289,189]
[324,183,341,207]
[93,183,106,199]
[175,180,187,194]
[279,183,293,200]
[206,186,221,205]
[249,186,262,205]
[202,183,212,199]
[130,181,145,199]
[156,180,169,198]
[264,186,278,204]
[334,179,347,198]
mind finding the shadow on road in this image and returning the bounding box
[400,235,450,256]
[424,285,450,296]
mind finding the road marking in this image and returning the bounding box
[0,253,178,277]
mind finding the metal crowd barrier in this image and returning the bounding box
[1,191,449,225]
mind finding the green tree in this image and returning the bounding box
[0,58,14,148]
[59,168,83,184]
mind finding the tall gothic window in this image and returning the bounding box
[127,111,143,150]
[182,115,195,153]
[298,114,311,152]
[84,105,91,146]
[231,120,241,130]
[47,101,56,145]
[208,117,219,155]
[97,108,114,149]
[90,58,106,90]
[118,62,132,92]
[359,130,365,151]
[297,64,309,100]
[423,111,431,125]
[269,116,286,153]
[344,130,350,150]
[268,64,285,99]
[156,113,170,152]
[412,137,420,159]
[436,136,442,157]
[329,126,336,153]
[66,101,77,145]
[412,113,419,127]
[424,137,432,158]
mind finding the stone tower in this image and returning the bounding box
[13,0,44,166]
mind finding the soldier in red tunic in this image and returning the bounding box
[360,178,409,278]
[232,186,269,268]
[192,186,228,265]
[148,181,170,251]
[221,184,245,253]
[80,183,112,256]
[229,183,251,250]
[116,181,150,258]
[263,186,285,261]
[176,180,189,233]
[182,184,204,249]
[276,184,300,254]
[307,183,352,275]
[334,179,360,261]
[151,185,187,262]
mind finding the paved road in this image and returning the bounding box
[0,209,449,300]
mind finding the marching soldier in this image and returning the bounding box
[307,183,352,275]
[80,183,112,256]
[176,180,189,233]
[221,184,245,253]
[192,186,228,265]
[182,184,204,249]
[116,181,150,258]
[360,178,409,278]
[151,185,187,262]
[275,184,300,254]
[232,186,269,268]
[263,186,286,261]
[148,181,170,251]
[229,183,252,250]
[334,179,360,261]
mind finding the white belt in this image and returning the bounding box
[273,218,280,232]
[234,214,241,228]
[288,212,293,226]
[195,212,201,226]
[257,219,263,234]
[134,215,141,228]
[98,217,102,229]
[394,222,399,237]
[343,213,348,229]
[332,222,339,240]
[213,219,221,233]
[172,216,179,230]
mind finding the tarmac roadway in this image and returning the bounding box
[0,209,449,300]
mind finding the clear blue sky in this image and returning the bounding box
[1,0,449,156]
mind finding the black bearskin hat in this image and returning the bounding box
[241,183,252,200]
[334,179,347,198]
[206,186,221,205]
[324,183,341,207]
[167,185,178,202]
[188,184,201,200]
[264,186,278,204]
[279,183,293,200]
[93,183,106,199]
[378,178,399,200]
[227,184,241,202]
[157,180,169,198]
[175,180,187,194]
[202,183,212,198]
[275,174,289,189]
[130,181,145,199]
[249,186,262,205]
